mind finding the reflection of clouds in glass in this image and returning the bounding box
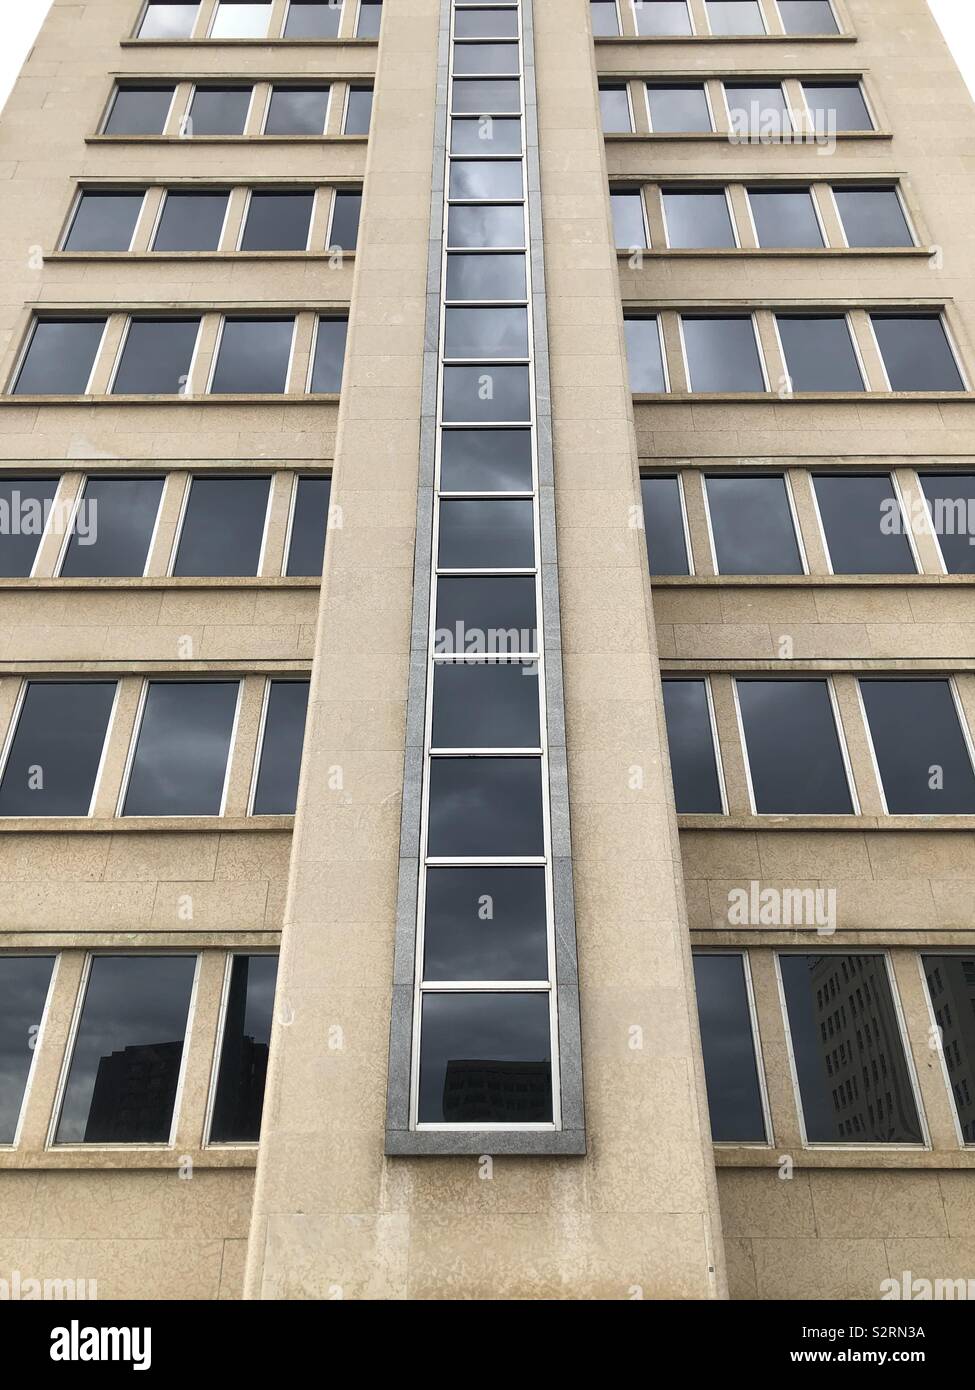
[427,757,544,856]
[125,683,239,815]
[0,958,54,1142]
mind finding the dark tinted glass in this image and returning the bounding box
[599,85,632,132]
[860,680,975,815]
[778,0,839,33]
[0,478,60,577]
[457,7,520,38]
[918,474,975,575]
[641,476,689,576]
[329,190,361,250]
[452,79,520,114]
[646,85,712,133]
[449,160,523,200]
[418,992,552,1123]
[356,0,383,37]
[683,317,765,393]
[105,86,175,136]
[123,681,240,816]
[252,681,309,814]
[624,318,666,392]
[444,307,529,360]
[210,318,294,394]
[240,192,314,251]
[922,955,975,1142]
[344,87,373,133]
[55,955,197,1144]
[779,954,923,1144]
[187,86,252,136]
[174,476,271,577]
[439,498,534,569]
[610,190,647,249]
[441,429,533,492]
[706,475,802,574]
[13,320,105,396]
[637,1,693,34]
[726,84,791,136]
[446,253,527,301]
[265,87,330,135]
[153,191,230,251]
[310,318,348,393]
[284,1,342,37]
[737,680,853,814]
[448,204,525,248]
[435,577,537,653]
[64,193,144,252]
[693,954,766,1142]
[707,0,764,32]
[432,662,541,748]
[453,43,520,76]
[451,117,523,155]
[662,680,723,814]
[210,955,278,1142]
[0,957,55,1143]
[424,866,548,980]
[748,188,823,248]
[0,682,116,817]
[803,83,873,132]
[428,757,543,857]
[138,2,199,38]
[589,0,620,35]
[286,475,332,576]
[443,365,530,422]
[777,316,864,393]
[871,316,964,393]
[112,318,200,395]
[663,190,735,249]
[60,477,165,578]
[813,474,916,575]
[833,187,913,248]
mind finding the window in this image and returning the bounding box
[736,679,854,814]
[444,307,529,360]
[641,475,690,575]
[634,1,693,35]
[451,116,523,155]
[427,757,544,856]
[922,956,975,1142]
[599,84,633,133]
[0,682,117,817]
[310,317,349,393]
[624,317,667,393]
[918,474,975,575]
[681,316,766,392]
[356,0,383,38]
[455,7,520,39]
[779,954,923,1144]
[209,955,278,1142]
[240,191,314,251]
[646,84,713,133]
[446,253,527,300]
[123,681,241,816]
[112,318,201,395]
[438,500,534,570]
[435,577,537,652]
[777,0,838,33]
[174,476,271,577]
[210,318,295,394]
[859,680,975,815]
[0,956,56,1144]
[726,83,792,137]
[662,188,736,248]
[447,204,525,248]
[440,429,533,492]
[453,44,520,77]
[423,867,548,981]
[63,192,145,252]
[432,660,539,750]
[704,474,802,574]
[871,315,965,392]
[0,478,60,578]
[776,315,864,392]
[55,955,197,1145]
[590,0,620,36]
[449,160,523,200]
[137,3,199,39]
[186,85,252,136]
[344,86,373,134]
[210,2,272,38]
[833,187,913,248]
[285,475,332,576]
[264,86,330,135]
[252,681,310,814]
[452,79,521,114]
[103,85,175,136]
[443,366,531,422]
[328,189,362,250]
[812,474,916,575]
[610,189,647,249]
[802,81,873,132]
[662,680,724,813]
[152,190,230,251]
[59,477,166,579]
[706,1,765,34]
[285,1,343,38]
[11,319,106,396]
[748,187,823,248]
[693,954,767,1142]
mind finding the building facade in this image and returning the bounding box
[0,0,973,1301]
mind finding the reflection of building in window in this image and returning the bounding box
[85,1041,184,1143]
[925,957,975,1142]
[443,1059,551,1123]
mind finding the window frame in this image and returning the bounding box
[60,187,149,254]
[855,675,975,818]
[808,470,920,578]
[660,184,740,250]
[236,187,317,253]
[609,185,651,251]
[205,314,298,395]
[207,0,274,40]
[915,470,975,577]
[282,0,347,39]
[0,952,60,1150]
[704,0,768,37]
[771,310,867,395]
[260,83,331,136]
[799,77,876,134]
[692,949,773,1147]
[828,181,917,250]
[305,315,349,394]
[181,82,257,138]
[772,0,841,35]
[917,951,975,1149]
[247,677,311,816]
[203,949,279,1148]
[0,475,64,581]
[678,313,771,395]
[624,314,671,394]
[0,679,121,820]
[134,1,202,42]
[106,314,204,396]
[282,470,332,575]
[866,312,970,394]
[342,83,374,135]
[702,470,808,576]
[149,186,234,252]
[101,83,179,137]
[9,317,109,398]
[641,469,694,575]
[743,182,829,250]
[632,0,696,36]
[167,471,275,577]
[326,186,362,251]
[53,474,169,580]
[644,80,715,134]
[722,79,795,139]
[590,0,623,36]
[600,81,636,134]
[662,674,729,815]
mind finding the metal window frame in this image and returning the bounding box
[167,470,274,576]
[8,315,109,398]
[207,0,274,39]
[866,310,970,395]
[101,82,179,136]
[632,0,695,37]
[914,468,975,577]
[644,79,715,134]
[640,469,694,575]
[342,83,374,134]
[916,951,975,1149]
[722,78,795,138]
[798,76,876,134]
[205,313,298,395]
[236,186,317,253]
[807,468,920,578]
[283,0,347,39]
[624,314,671,393]
[692,948,773,1146]
[134,1,202,42]
[704,0,768,38]
[106,313,204,396]
[660,184,740,250]
[743,182,827,249]
[0,678,121,820]
[0,951,61,1151]
[609,184,650,251]
[662,674,729,815]
[247,675,311,816]
[260,82,331,136]
[827,181,917,250]
[772,0,841,36]
[855,674,975,818]
[203,948,280,1148]
[149,186,234,252]
[771,309,867,395]
[53,472,167,580]
[600,80,636,134]
[182,82,257,138]
[678,312,770,394]
[59,186,149,254]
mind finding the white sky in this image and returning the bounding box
[0,1,973,122]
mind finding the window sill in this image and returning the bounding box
[619,247,932,259]
[120,37,378,48]
[651,574,973,587]
[605,130,892,142]
[0,576,322,590]
[0,1147,258,1171]
[0,394,341,406]
[86,135,367,145]
[595,34,856,44]
[46,252,355,264]
[714,1148,975,1171]
[677,815,975,831]
[0,816,296,834]
[385,1129,587,1157]
[632,391,973,403]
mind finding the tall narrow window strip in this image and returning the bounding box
[210,955,279,1143]
[0,478,60,578]
[693,954,767,1143]
[0,957,56,1144]
[662,679,724,814]
[922,956,975,1143]
[252,681,310,815]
